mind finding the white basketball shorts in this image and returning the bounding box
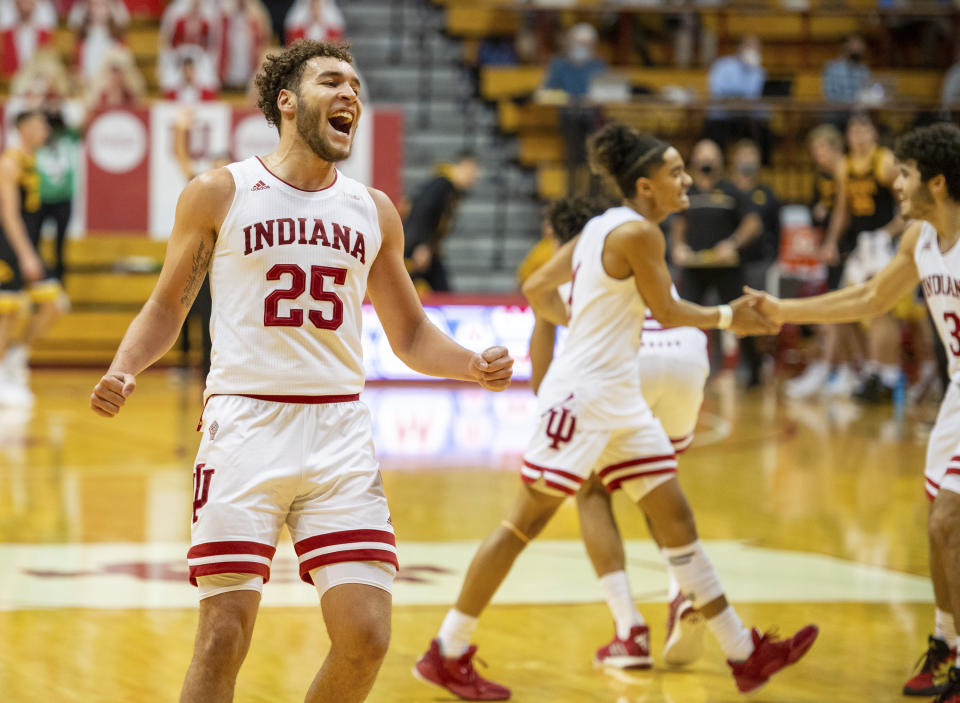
[639,327,709,455]
[925,382,960,501]
[522,396,677,500]
[188,395,397,588]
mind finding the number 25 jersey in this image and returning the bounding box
[204,157,382,400]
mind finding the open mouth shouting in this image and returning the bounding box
[328,110,355,136]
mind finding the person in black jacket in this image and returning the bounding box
[403,151,479,294]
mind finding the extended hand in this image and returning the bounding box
[90,372,137,417]
[469,346,514,392]
[742,285,784,326]
[730,293,780,337]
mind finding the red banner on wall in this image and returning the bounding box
[85,108,151,234]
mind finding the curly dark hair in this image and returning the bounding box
[546,196,615,244]
[895,123,960,201]
[255,40,354,133]
[587,124,670,199]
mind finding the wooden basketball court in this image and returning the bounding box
[0,369,936,702]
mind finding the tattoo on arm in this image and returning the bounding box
[180,239,212,306]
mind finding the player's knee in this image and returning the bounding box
[333,615,391,666]
[196,615,249,664]
[929,500,960,549]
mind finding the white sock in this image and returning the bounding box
[664,551,681,601]
[936,608,958,645]
[707,606,755,661]
[599,570,644,639]
[880,364,901,388]
[863,360,879,376]
[437,609,478,658]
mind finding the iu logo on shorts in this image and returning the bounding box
[192,463,215,523]
[545,405,576,450]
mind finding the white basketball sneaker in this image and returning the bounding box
[784,361,829,399]
[663,594,705,666]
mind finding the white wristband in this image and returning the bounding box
[717,304,733,329]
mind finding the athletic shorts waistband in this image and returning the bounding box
[237,393,361,404]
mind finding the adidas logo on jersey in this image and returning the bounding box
[251,180,270,192]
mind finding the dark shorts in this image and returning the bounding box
[0,212,50,292]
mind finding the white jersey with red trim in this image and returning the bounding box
[916,220,960,384]
[204,157,382,400]
[538,206,653,430]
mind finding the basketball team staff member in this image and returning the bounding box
[90,40,513,703]
[0,109,63,407]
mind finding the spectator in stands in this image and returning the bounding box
[216,0,271,90]
[403,151,480,295]
[0,0,56,78]
[9,50,71,106]
[670,138,762,378]
[730,139,780,385]
[704,35,772,163]
[86,46,146,109]
[541,22,608,195]
[158,0,219,95]
[162,52,218,102]
[822,35,871,105]
[284,0,344,45]
[68,0,130,82]
[943,57,960,107]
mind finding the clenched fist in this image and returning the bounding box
[90,372,137,417]
[469,346,514,392]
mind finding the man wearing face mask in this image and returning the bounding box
[670,139,763,378]
[704,35,771,163]
[731,140,781,386]
[822,35,872,106]
[542,22,608,194]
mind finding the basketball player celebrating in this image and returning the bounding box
[415,124,817,701]
[89,41,513,703]
[527,195,709,670]
[746,122,960,702]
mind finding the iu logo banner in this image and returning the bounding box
[545,403,576,450]
[192,463,215,523]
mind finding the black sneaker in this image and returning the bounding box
[903,635,954,696]
[934,666,960,702]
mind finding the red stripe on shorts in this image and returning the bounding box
[605,467,677,493]
[598,455,676,480]
[189,561,271,586]
[299,548,400,584]
[294,529,397,557]
[187,541,276,559]
[522,460,584,485]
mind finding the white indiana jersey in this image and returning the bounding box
[640,285,708,361]
[915,220,960,384]
[204,157,382,400]
[538,206,653,429]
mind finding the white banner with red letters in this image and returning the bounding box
[83,103,402,238]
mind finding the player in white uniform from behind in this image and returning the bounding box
[748,123,960,703]
[415,124,817,702]
[89,41,513,703]
[526,196,709,670]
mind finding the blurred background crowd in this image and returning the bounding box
[1,0,959,410]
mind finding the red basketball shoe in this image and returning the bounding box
[903,635,955,696]
[934,666,960,702]
[594,624,653,669]
[663,594,705,666]
[727,625,819,693]
[413,638,511,701]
